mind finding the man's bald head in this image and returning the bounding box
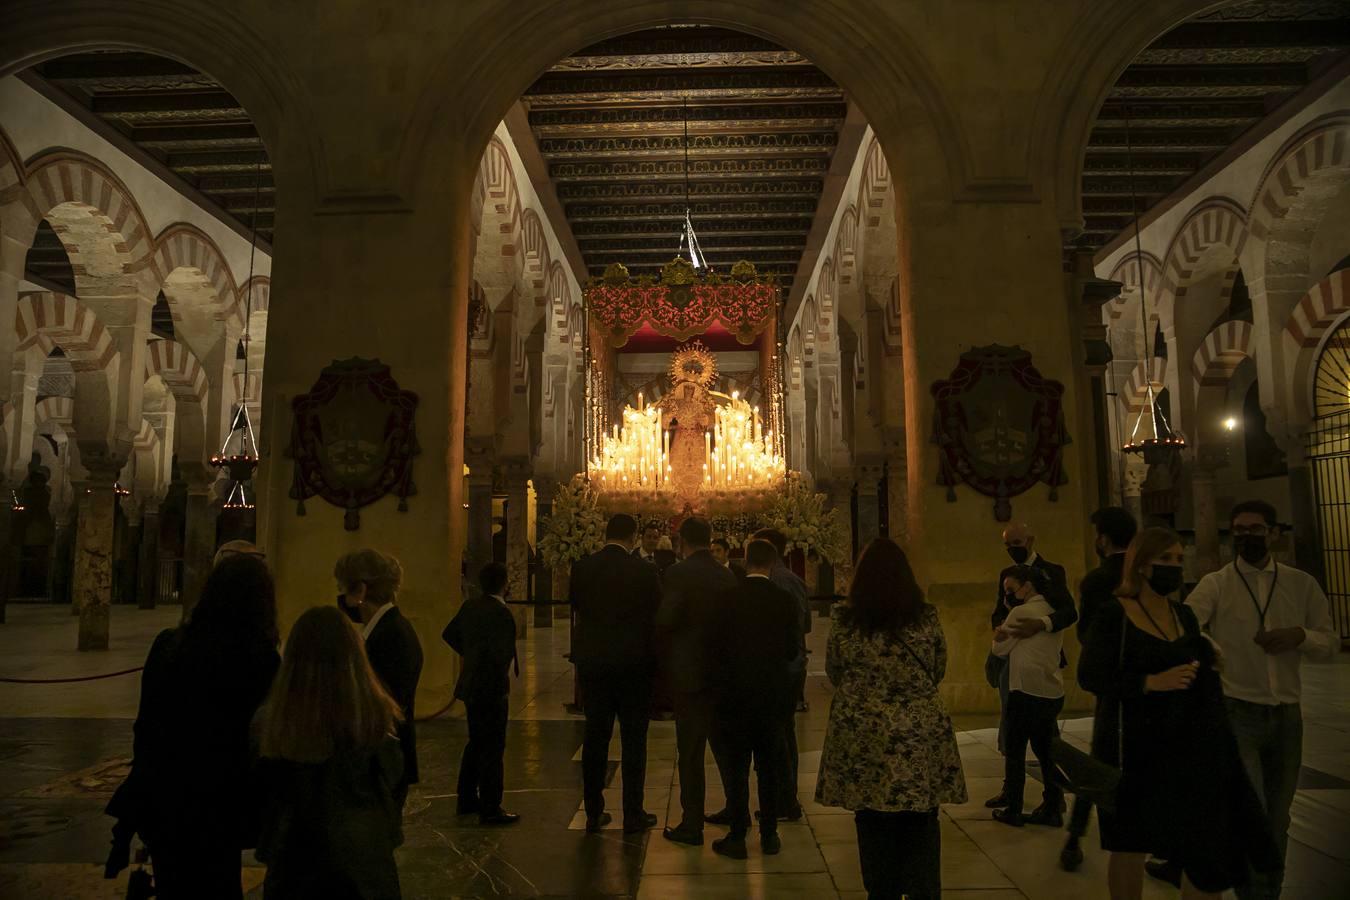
[214,540,265,567]
[1002,522,1034,564]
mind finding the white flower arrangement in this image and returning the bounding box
[538,474,607,569]
[767,472,849,565]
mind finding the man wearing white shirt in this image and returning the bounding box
[1186,500,1339,900]
[990,565,1065,828]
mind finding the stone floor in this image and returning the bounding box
[1,601,1347,898]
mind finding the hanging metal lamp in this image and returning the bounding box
[210,150,265,510]
[1119,102,1185,465]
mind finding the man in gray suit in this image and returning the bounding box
[658,516,738,846]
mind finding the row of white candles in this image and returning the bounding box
[591,392,671,490]
[588,391,785,493]
[704,392,785,491]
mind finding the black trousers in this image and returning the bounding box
[1002,691,1064,814]
[579,666,654,827]
[854,808,940,900]
[151,842,243,900]
[672,691,716,830]
[1067,794,1093,838]
[457,695,509,814]
[716,702,789,838]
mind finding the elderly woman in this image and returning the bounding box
[335,549,423,811]
[815,537,966,900]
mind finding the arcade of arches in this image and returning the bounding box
[2,3,1349,898]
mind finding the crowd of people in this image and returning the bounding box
[101,496,1338,900]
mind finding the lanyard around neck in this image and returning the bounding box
[1130,596,1179,641]
[1234,562,1278,629]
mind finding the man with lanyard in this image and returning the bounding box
[1185,500,1338,900]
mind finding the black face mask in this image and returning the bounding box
[1147,564,1184,597]
[1006,546,1030,565]
[1004,591,1019,607]
[1233,534,1269,566]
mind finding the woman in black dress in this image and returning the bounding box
[106,554,281,899]
[1079,527,1276,899]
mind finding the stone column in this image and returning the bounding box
[1190,453,1225,578]
[1122,456,1149,524]
[180,476,218,618]
[0,485,12,625]
[464,438,496,585]
[854,460,884,550]
[138,498,161,609]
[47,500,74,604]
[502,460,530,635]
[1280,436,1325,581]
[72,470,120,651]
[118,495,142,608]
[883,428,908,548]
[532,475,555,628]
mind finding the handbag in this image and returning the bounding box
[1047,606,1127,813]
[126,848,154,900]
[983,651,1006,690]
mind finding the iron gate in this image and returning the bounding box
[1306,412,1350,640]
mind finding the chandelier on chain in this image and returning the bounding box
[210,150,265,509]
[1119,102,1185,465]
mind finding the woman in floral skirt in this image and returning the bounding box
[815,537,967,900]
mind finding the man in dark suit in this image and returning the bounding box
[569,514,663,834]
[659,516,738,846]
[336,549,424,812]
[707,539,803,859]
[634,522,678,575]
[1060,506,1136,872]
[443,562,520,826]
[986,521,1077,772]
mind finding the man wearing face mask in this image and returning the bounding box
[987,523,1077,772]
[1060,506,1137,872]
[1185,500,1337,900]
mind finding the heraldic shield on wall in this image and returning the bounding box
[930,344,1069,522]
[288,358,420,531]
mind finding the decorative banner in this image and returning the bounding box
[585,258,778,347]
[930,344,1069,522]
[287,358,420,531]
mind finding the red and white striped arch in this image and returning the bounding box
[1191,320,1253,388]
[144,339,208,402]
[14,292,116,372]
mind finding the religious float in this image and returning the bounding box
[538,256,846,575]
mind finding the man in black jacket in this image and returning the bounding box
[443,562,520,826]
[707,539,803,859]
[659,516,739,846]
[987,522,1077,768]
[336,549,424,812]
[634,522,678,575]
[569,514,663,834]
[1060,506,1136,872]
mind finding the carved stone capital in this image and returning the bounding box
[501,456,532,494]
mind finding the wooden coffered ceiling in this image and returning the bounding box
[523,27,846,290]
[26,51,273,246]
[1075,1,1350,266]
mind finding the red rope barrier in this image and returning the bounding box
[0,666,145,684]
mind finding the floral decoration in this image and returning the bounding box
[766,472,848,564]
[538,474,607,570]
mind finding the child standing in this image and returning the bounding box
[990,565,1066,827]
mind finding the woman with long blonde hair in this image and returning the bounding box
[256,605,405,900]
[1079,527,1276,900]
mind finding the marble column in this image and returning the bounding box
[1122,456,1149,524]
[532,476,555,628]
[72,474,119,651]
[464,439,496,585]
[118,496,142,608]
[1191,454,1225,578]
[180,479,218,618]
[138,499,161,609]
[854,461,884,550]
[48,501,74,605]
[502,461,530,635]
[0,486,12,625]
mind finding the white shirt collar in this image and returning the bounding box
[488,593,507,606]
[746,572,771,580]
[1025,550,1039,567]
[362,602,396,639]
[1235,556,1275,575]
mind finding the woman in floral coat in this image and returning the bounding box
[816,537,967,900]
